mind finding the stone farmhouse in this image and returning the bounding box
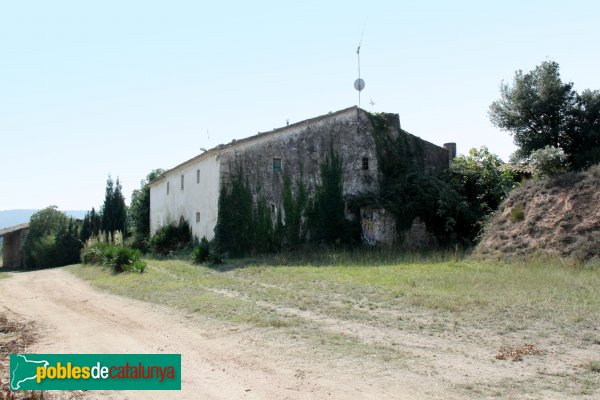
[149,106,454,244]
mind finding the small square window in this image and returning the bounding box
[362,157,369,170]
[196,169,200,184]
[196,212,200,223]
[181,174,184,190]
[272,158,282,172]
[167,182,170,194]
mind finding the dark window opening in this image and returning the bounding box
[271,204,276,214]
[362,157,369,170]
[181,174,184,190]
[196,212,200,223]
[196,169,200,184]
[167,182,170,194]
[272,158,282,172]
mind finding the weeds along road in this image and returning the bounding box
[0,268,421,400]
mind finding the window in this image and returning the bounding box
[196,212,200,223]
[271,204,276,214]
[362,157,369,170]
[167,182,170,194]
[181,174,184,190]
[196,169,200,184]
[272,158,282,172]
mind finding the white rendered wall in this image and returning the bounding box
[149,154,221,240]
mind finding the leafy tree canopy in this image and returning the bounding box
[23,206,80,268]
[489,60,600,169]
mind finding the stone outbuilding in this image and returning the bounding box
[0,223,29,268]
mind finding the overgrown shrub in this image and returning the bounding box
[191,237,210,264]
[109,246,144,273]
[208,251,224,265]
[80,240,108,264]
[530,145,568,178]
[149,219,192,255]
[80,232,145,273]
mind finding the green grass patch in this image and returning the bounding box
[509,205,525,223]
[69,254,600,337]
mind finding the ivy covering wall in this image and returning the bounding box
[214,142,356,256]
[354,113,467,245]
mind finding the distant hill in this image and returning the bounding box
[475,164,600,262]
[0,209,87,230]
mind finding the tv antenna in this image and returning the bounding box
[354,20,367,108]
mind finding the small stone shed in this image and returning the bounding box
[0,223,29,268]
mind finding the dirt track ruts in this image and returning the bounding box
[0,268,420,399]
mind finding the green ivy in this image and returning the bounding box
[214,163,254,257]
[364,113,467,245]
[306,141,357,244]
[282,174,307,248]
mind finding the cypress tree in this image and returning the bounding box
[101,176,115,232]
[101,175,127,235]
[80,212,91,243]
[90,207,101,236]
[112,178,127,235]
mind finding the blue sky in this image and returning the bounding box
[1,0,599,211]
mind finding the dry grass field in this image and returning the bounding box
[68,252,600,399]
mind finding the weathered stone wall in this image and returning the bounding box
[218,107,380,213]
[368,112,450,177]
[2,228,28,268]
[415,135,450,176]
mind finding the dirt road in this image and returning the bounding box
[0,268,422,399]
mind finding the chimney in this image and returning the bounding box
[443,143,457,165]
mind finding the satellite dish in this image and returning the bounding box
[354,78,365,91]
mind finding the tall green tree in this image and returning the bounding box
[101,175,127,234]
[566,89,600,169]
[129,169,164,244]
[80,211,92,243]
[55,218,81,266]
[89,207,101,236]
[489,60,600,169]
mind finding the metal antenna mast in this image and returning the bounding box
[354,21,367,108]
